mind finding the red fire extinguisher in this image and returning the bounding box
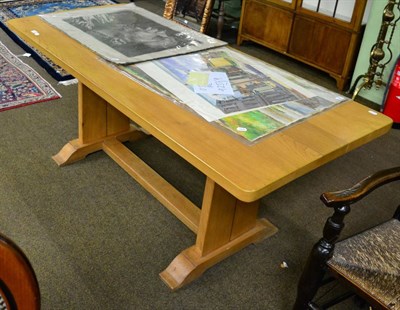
[382,55,400,129]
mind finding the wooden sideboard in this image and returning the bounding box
[237,0,370,91]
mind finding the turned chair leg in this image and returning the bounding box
[293,241,330,310]
[216,0,225,39]
[294,205,349,309]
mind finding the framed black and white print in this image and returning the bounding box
[40,3,226,64]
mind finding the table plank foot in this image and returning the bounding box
[52,127,146,166]
[52,139,102,166]
[160,218,277,290]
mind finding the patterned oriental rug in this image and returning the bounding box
[0,0,116,81]
[0,40,61,112]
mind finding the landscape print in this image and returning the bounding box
[218,110,284,141]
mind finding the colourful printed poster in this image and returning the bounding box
[120,46,348,142]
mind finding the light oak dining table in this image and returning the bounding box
[7,13,393,290]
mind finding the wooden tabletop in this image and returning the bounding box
[7,15,393,202]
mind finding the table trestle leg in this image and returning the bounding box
[160,178,278,290]
[52,82,144,166]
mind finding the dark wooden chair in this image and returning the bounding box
[0,233,40,309]
[293,167,400,310]
[163,0,240,39]
[211,0,241,39]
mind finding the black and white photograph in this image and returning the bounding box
[40,3,226,64]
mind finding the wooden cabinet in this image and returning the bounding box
[240,1,293,52]
[237,0,370,90]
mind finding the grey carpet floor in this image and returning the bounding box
[0,1,399,309]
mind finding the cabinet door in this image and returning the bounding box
[289,16,352,74]
[240,0,293,52]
